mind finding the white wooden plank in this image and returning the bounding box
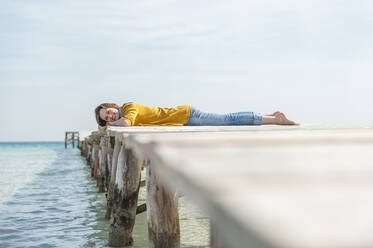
[107,125,373,137]
[127,132,373,248]
[124,130,373,148]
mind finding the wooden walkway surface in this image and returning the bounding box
[79,125,373,248]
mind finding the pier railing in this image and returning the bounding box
[78,125,373,248]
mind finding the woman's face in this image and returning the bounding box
[99,107,119,123]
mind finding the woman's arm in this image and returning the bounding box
[107,117,131,127]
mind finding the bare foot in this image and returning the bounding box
[273,111,299,125]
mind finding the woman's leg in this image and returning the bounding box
[186,108,299,126]
[186,107,262,126]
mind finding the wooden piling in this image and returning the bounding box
[93,144,99,178]
[108,145,142,247]
[106,133,122,220]
[146,162,180,248]
[97,137,107,192]
[106,136,115,193]
[82,140,87,157]
[104,136,114,216]
[86,142,92,166]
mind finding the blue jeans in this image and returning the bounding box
[185,107,262,126]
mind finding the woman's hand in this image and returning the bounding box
[107,117,131,127]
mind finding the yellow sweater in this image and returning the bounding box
[121,103,191,126]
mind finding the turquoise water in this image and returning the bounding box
[0,143,209,248]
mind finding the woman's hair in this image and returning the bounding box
[95,103,120,127]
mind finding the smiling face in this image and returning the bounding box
[99,107,119,123]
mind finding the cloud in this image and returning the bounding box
[2,0,373,140]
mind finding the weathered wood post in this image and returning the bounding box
[65,132,67,149]
[106,133,122,220]
[90,144,94,174]
[96,142,102,186]
[108,140,142,247]
[75,131,79,148]
[147,161,180,248]
[82,140,87,157]
[85,142,88,159]
[91,144,99,179]
[104,136,114,215]
[87,145,90,165]
[97,137,107,192]
[105,136,115,193]
[86,142,92,166]
[72,132,75,148]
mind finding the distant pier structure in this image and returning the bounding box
[65,131,79,148]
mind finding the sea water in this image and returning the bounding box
[0,142,209,248]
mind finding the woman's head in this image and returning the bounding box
[95,103,120,127]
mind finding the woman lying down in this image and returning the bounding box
[95,102,299,130]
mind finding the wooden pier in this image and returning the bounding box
[65,131,91,149]
[77,125,373,247]
[65,131,79,148]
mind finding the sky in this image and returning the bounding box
[1,0,373,141]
